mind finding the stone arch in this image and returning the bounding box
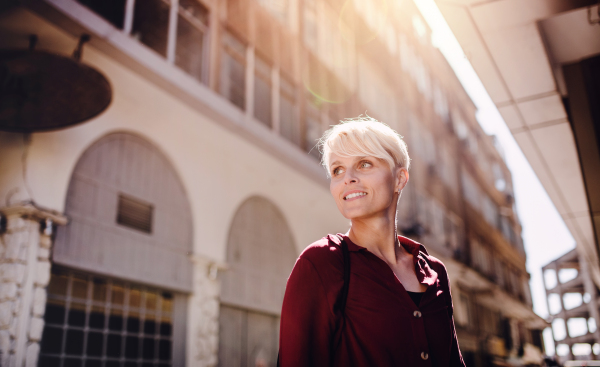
[218,196,298,366]
[54,131,193,291]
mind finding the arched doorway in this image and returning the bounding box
[219,196,298,367]
[39,132,192,367]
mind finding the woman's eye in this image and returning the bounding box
[333,167,344,176]
[360,161,372,168]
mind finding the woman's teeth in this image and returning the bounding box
[345,192,366,200]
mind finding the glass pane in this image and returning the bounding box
[109,308,124,331]
[44,299,66,325]
[85,359,102,367]
[143,337,156,360]
[161,294,173,313]
[144,316,157,335]
[220,52,246,110]
[48,272,69,297]
[279,95,298,145]
[68,302,86,327]
[89,305,105,329]
[72,276,88,299]
[132,0,170,57]
[159,320,172,336]
[86,332,104,356]
[111,284,125,305]
[39,356,60,367]
[40,326,63,354]
[176,0,208,82]
[77,0,126,29]
[159,339,171,360]
[146,292,158,311]
[64,358,82,367]
[125,335,140,359]
[65,329,85,355]
[127,310,141,333]
[92,279,107,302]
[130,288,142,308]
[106,333,122,357]
[254,76,272,127]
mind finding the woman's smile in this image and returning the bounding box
[343,190,368,201]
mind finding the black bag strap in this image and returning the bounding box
[337,234,351,315]
[277,235,351,367]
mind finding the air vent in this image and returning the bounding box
[117,194,153,233]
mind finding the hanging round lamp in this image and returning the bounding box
[0,34,112,133]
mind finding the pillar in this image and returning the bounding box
[0,204,66,367]
[189,255,226,367]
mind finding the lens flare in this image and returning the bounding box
[338,0,388,46]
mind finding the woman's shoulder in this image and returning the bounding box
[297,234,344,270]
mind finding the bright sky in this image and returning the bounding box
[413,0,578,356]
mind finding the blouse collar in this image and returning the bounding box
[330,233,438,286]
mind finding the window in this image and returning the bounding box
[433,82,449,121]
[431,200,445,246]
[305,99,322,159]
[39,268,184,367]
[254,56,272,127]
[220,32,246,110]
[256,0,288,23]
[482,195,500,229]
[132,0,171,57]
[279,76,299,145]
[176,0,209,83]
[77,0,126,29]
[303,0,318,51]
[461,170,481,210]
[471,239,492,276]
[117,194,153,234]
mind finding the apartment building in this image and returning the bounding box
[0,0,544,365]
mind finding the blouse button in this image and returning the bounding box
[421,352,429,360]
[413,310,422,318]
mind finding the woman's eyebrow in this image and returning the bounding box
[330,161,341,167]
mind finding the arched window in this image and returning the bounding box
[41,132,192,367]
[219,196,297,367]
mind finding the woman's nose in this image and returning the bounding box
[344,169,358,184]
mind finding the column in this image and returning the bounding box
[0,204,66,367]
[188,255,226,367]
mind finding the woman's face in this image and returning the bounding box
[329,153,408,221]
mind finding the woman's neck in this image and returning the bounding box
[347,215,404,265]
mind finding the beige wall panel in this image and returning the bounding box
[497,104,525,131]
[436,3,512,104]
[517,94,567,127]
[482,24,555,100]
[529,123,588,214]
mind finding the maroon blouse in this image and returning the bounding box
[279,234,466,367]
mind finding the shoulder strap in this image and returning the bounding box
[337,235,351,315]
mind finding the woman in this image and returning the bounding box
[278,117,465,367]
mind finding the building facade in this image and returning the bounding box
[0,0,544,366]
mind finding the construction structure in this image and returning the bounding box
[0,0,544,366]
[543,249,600,362]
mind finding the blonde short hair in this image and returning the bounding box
[319,116,410,176]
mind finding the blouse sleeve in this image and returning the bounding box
[279,257,338,367]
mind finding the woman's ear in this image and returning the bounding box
[396,167,409,193]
